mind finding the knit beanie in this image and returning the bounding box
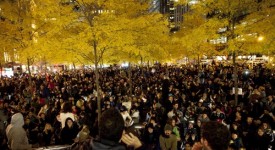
[164,124,173,131]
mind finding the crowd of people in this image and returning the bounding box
[0,63,274,150]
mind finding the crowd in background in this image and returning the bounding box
[0,63,274,150]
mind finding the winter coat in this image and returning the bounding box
[60,118,79,145]
[159,134,177,150]
[6,113,32,150]
[71,138,126,150]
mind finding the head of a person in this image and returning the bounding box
[119,105,127,114]
[267,95,273,102]
[236,106,241,112]
[65,117,74,128]
[11,113,24,127]
[167,117,176,127]
[62,102,72,113]
[185,142,192,150]
[200,121,230,150]
[235,111,241,117]
[257,127,265,136]
[232,122,239,130]
[202,113,208,119]
[197,119,202,127]
[173,102,179,110]
[262,122,270,130]
[164,124,173,136]
[246,116,253,124]
[168,94,174,101]
[231,132,238,140]
[149,117,157,125]
[216,107,221,113]
[188,121,194,128]
[99,108,124,142]
[39,113,46,119]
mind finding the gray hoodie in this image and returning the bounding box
[6,113,32,150]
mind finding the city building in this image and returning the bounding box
[158,0,189,32]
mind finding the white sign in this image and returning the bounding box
[232,88,243,95]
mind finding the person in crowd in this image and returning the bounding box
[185,142,192,150]
[194,119,202,141]
[38,112,47,131]
[6,113,32,150]
[58,102,76,129]
[159,123,178,150]
[184,121,198,146]
[60,117,79,145]
[229,131,244,150]
[130,106,140,124]
[60,118,79,145]
[120,105,133,127]
[265,95,275,112]
[167,102,183,122]
[233,111,243,125]
[0,101,8,149]
[38,104,49,117]
[25,110,40,145]
[242,115,257,149]
[221,102,232,120]
[259,108,274,126]
[230,122,242,136]
[142,123,158,150]
[72,108,143,150]
[210,107,226,122]
[0,64,274,150]
[261,122,273,135]
[41,123,54,146]
[251,127,272,150]
[144,117,161,149]
[192,121,230,150]
[169,117,181,142]
[74,124,91,143]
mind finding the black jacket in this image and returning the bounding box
[71,138,126,150]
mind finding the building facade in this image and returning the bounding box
[158,0,189,32]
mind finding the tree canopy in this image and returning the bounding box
[176,0,275,58]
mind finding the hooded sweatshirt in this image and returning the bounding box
[6,113,32,150]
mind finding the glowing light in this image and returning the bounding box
[257,36,264,42]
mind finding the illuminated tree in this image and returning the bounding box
[176,0,275,105]
[0,0,74,75]
[53,0,170,120]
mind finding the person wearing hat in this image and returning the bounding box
[159,124,177,150]
[6,113,33,149]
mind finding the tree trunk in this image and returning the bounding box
[140,55,143,66]
[0,62,2,78]
[197,55,200,66]
[140,56,144,77]
[93,40,101,125]
[44,57,47,76]
[27,58,32,84]
[128,62,133,96]
[233,52,238,106]
[231,17,238,106]
[12,61,15,71]
[40,62,42,73]
[100,56,104,69]
[73,62,76,70]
